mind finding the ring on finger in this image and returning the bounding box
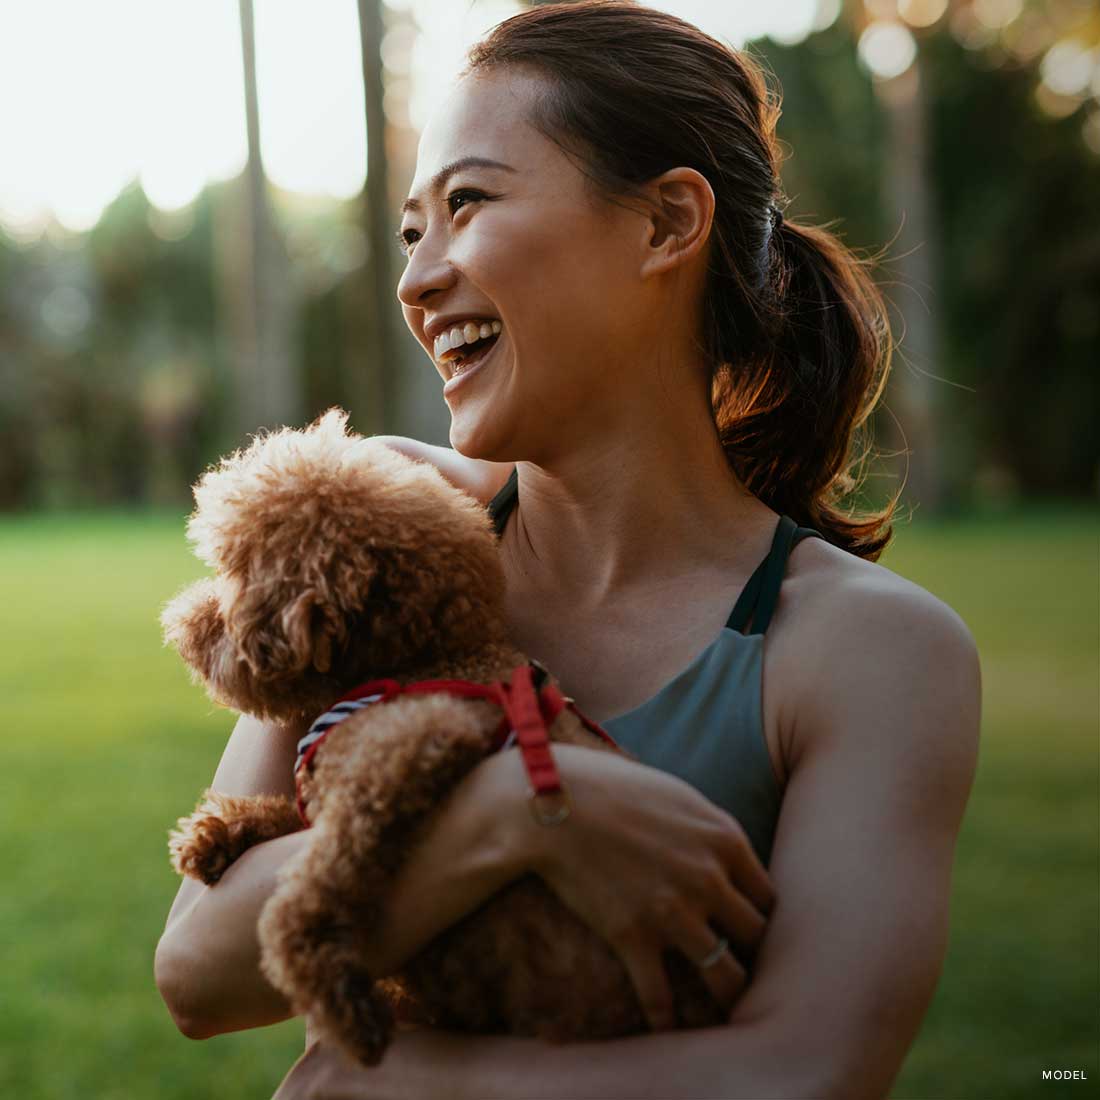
[695,935,729,970]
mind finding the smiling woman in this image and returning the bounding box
[155,4,980,1099]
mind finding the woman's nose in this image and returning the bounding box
[396,237,457,310]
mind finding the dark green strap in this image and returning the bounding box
[486,465,518,538]
[726,516,825,636]
[725,562,767,635]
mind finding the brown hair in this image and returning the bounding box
[463,0,897,559]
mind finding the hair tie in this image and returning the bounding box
[770,205,784,231]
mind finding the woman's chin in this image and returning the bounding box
[447,368,512,450]
[448,405,499,457]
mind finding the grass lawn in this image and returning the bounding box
[1,504,1096,1099]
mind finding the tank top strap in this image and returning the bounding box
[486,465,519,538]
[725,515,826,636]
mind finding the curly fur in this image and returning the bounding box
[161,409,512,722]
[164,408,725,1066]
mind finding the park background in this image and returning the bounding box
[0,0,1096,1097]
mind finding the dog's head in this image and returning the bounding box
[160,408,509,721]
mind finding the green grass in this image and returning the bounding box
[0,512,305,1099]
[878,505,1099,1099]
[0,504,1096,1099]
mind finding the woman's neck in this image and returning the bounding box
[499,386,776,614]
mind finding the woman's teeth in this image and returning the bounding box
[435,319,502,362]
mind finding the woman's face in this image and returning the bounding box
[396,67,658,463]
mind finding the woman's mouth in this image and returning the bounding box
[434,319,502,364]
[433,315,506,398]
[442,331,502,397]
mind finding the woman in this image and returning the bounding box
[155,4,981,1097]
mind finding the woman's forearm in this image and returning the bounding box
[428,1025,839,1100]
[278,1022,843,1100]
[357,745,537,976]
[155,829,307,1038]
[157,747,535,1039]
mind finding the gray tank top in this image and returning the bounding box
[487,466,826,867]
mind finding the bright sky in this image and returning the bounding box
[0,0,852,237]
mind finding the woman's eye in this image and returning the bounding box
[395,189,488,256]
[447,188,485,214]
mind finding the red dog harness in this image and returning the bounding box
[294,659,619,826]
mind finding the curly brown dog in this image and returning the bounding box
[162,408,725,1066]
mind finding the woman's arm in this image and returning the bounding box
[154,715,539,1038]
[275,579,981,1100]
[158,701,776,1042]
[156,713,303,1035]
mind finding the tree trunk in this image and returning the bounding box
[354,0,397,436]
[875,47,948,513]
[223,0,300,440]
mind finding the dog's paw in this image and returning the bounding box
[169,813,234,885]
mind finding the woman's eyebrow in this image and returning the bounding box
[401,157,517,216]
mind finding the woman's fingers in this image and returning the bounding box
[617,914,750,1029]
[711,878,769,962]
[674,918,748,1013]
[614,933,677,1032]
[716,818,776,917]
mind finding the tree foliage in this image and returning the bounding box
[1,9,1096,511]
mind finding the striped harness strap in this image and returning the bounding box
[293,659,618,825]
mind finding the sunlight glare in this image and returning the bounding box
[858,20,918,80]
[0,0,828,235]
[253,0,367,198]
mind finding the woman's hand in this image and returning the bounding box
[512,743,776,1032]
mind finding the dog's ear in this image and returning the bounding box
[224,573,367,689]
[161,578,238,703]
[161,576,314,720]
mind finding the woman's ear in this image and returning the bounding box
[638,166,715,280]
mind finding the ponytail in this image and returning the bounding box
[712,216,896,559]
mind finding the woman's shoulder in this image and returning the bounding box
[775,534,980,773]
[783,528,973,643]
[373,436,514,506]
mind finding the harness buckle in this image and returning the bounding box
[527,784,572,827]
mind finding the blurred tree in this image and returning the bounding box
[922,23,1100,498]
[842,2,947,515]
[219,0,301,440]
[762,2,1099,509]
[352,0,399,436]
[0,185,226,509]
[2,0,1096,512]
